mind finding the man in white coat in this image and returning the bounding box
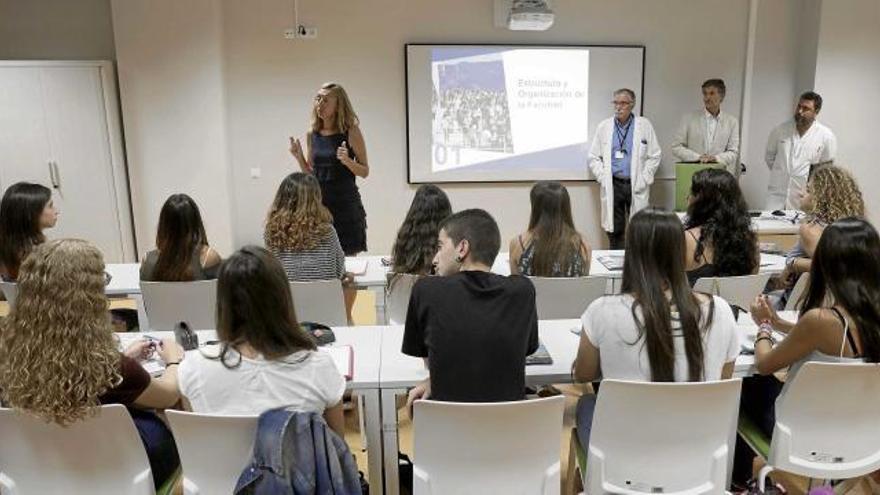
[588,88,662,249]
[765,91,837,210]
[671,78,740,176]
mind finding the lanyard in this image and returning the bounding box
[614,116,633,151]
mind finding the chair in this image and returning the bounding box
[140,280,217,331]
[784,273,810,311]
[530,276,607,320]
[385,273,421,325]
[289,279,347,326]
[0,404,159,494]
[165,410,259,495]
[757,362,880,491]
[0,281,17,307]
[583,379,742,494]
[412,396,565,495]
[693,273,772,312]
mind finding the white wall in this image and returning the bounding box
[221,0,753,254]
[814,0,880,222]
[109,0,819,255]
[111,0,235,255]
[0,0,115,60]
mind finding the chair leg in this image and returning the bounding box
[358,393,367,452]
[757,465,774,493]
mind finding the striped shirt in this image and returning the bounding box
[266,227,345,281]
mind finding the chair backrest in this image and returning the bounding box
[140,280,217,331]
[530,276,607,320]
[585,379,742,494]
[0,281,17,307]
[289,279,347,326]
[693,273,772,312]
[0,404,155,494]
[769,362,880,479]
[165,410,259,495]
[385,273,421,325]
[785,273,810,311]
[413,396,564,495]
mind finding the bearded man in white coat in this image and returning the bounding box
[588,88,661,249]
[765,91,837,210]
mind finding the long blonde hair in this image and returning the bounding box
[0,239,120,425]
[310,82,359,135]
[806,165,865,224]
[265,173,333,251]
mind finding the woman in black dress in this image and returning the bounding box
[289,82,368,255]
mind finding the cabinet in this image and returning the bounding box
[0,61,135,262]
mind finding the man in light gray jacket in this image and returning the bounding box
[671,79,740,176]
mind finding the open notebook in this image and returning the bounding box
[597,253,625,271]
[345,258,369,276]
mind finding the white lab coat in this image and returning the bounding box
[588,116,662,233]
[671,109,740,175]
[765,120,837,210]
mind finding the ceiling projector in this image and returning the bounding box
[507,0,555,31]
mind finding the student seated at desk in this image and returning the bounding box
[734,217,880,485]
[0,182,59,281]
[390,184,452,277]
[0,239,185,489]
[774,166,864,301]
[573,209,740,449]
[140,194,222,281]
[403,209,539,405]
[509,181,591,277]
[265,173,347,283]
[682,168,758,286]
[177,246,346,437]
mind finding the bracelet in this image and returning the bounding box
[755,336,775,346]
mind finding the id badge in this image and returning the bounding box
[614,150,625,159]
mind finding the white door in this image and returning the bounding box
[0,67,53,189]
[0,62,135,262]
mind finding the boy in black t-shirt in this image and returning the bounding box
[402,209,539,405]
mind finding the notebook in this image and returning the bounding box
[320,345,354,381]
[345,258,369,276]
[526,341,553,366]
[598,253,625,271]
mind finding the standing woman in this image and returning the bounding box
[289,82,368,255]
[0,182,59,281]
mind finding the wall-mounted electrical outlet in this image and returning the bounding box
[284,26,317,40]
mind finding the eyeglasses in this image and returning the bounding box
[612,100,634,107]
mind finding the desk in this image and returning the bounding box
[118,326,386,490]
[677,211,801,252]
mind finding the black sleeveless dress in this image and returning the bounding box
[311,132,367,254]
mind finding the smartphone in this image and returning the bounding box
[173,321,199,351]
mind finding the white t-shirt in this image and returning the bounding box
[581,294,741,382]
[178,345,346,415]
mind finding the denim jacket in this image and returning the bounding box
[234,409,361,495]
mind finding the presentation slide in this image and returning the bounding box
[407,44,644,183]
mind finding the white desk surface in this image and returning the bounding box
[106,248,788,295]
[116,326,383,390]
[380,319,584,389]
[677,210,801,235]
